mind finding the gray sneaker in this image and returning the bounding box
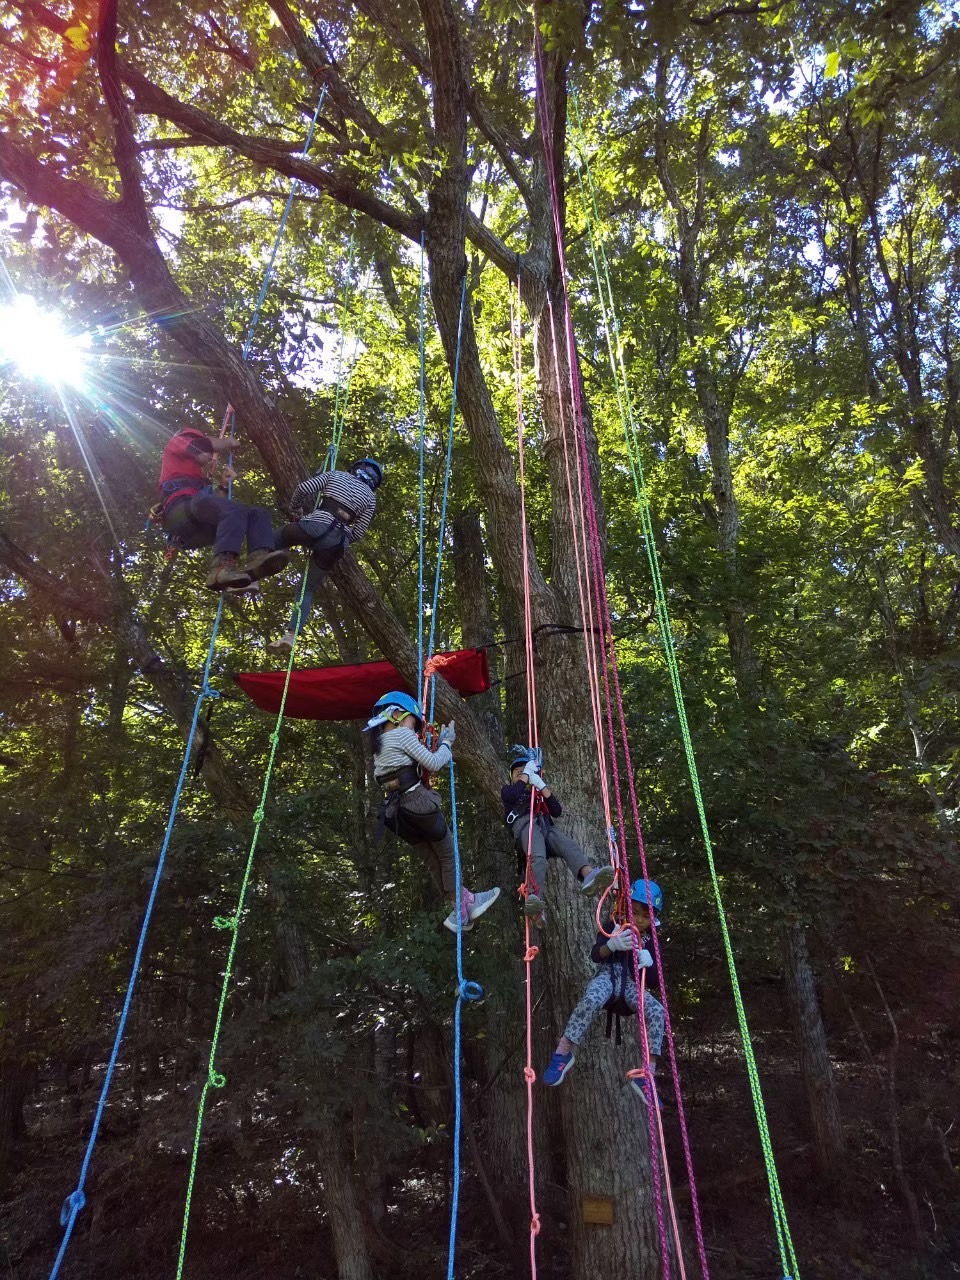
[579,865,615,897]
[467,887,501,922]
[523,891,544,919]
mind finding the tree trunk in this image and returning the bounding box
[314,1106,377,1280]
[781,923,845,1178]
[0,1058,29,1185]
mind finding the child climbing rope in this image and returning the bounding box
[268,457,382,654]
[157,427,290,591]
[542,879,665,1105]
[502,747,614,926]
[366,691,500,934]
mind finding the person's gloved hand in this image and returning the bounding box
[606,927,638,953]
[637,948,653,968]
[522,768,546,791]
[439,721,456,747]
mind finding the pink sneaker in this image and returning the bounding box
[443,888,475,933]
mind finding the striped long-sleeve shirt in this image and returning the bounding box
[289,470,377,544]
[373,727,451,785]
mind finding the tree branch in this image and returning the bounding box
[120,62,424,242]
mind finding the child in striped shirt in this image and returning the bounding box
[268,457,381,655]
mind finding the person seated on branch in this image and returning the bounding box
[501,746,614,928]
[268,457,382,655]
[157,426,290,592]
[365,691,500,935]
[542,878,666,1107]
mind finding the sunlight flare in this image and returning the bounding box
[0,293,91,388]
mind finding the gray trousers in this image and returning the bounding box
[563,970,665,1056]
[396,785,455,896]
[510,814,588,894]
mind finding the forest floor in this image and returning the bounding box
[2,977,958,1279]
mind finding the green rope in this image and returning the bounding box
[570,88,800,1280]
[174,570,310,1280]
[175,238,363,1280]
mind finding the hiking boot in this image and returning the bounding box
[543,1050,575,1087]
[267,631,296,657]
[579,865,615,897]
[206,553,253,592]
[244,547,290,581]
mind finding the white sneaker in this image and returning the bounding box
[267,631,296,656]
[466,887,500,922]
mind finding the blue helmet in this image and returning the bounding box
[630,879,663,913]
[367,690,423,731]
[509,743,541,773]
[351,457,383,489]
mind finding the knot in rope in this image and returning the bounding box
[524,945,539,963]
[212,915,237,931]
[530,1213,541,1236]
[59,1190,86,1226]
[459,980,484,1002]
[208,1069,226,1089]
[523,1066,536,1084]
[626,1066,649,1082]
[200,684,220,700]
[253,807,265,824]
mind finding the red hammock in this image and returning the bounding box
[234,647,491,721]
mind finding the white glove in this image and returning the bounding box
[606,928,638,953]
[522,768,546,791]
[637,948,653,968]
[439,721,456,747]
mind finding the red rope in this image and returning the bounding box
[532,27,711,1276]
[510,283,542,1279]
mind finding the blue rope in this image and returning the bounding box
[426,275,467,726]
[49,597,226,1279]
[445,761,482,1280]
[417,272,475,1280]
[240,87,327,361]
[417,231,427,694]
[48,87,328,1280]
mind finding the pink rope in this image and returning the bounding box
[533,29,710,1279]
[511,285,542,1278]
[545,300,671,1272]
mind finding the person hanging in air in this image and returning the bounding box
[157,426,290,591]
[267,457,382,655]
[502,747,614,927]
[542,879,666,1105]
[365,692,500,934]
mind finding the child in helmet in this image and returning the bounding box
[365,691,501,934]
[501,747,614,926]
[157,427,290,591]
[542,879,666,1104]
[268,458,383,655]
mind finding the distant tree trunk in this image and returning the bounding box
[781,922,845,1178]
[0,1058,29,1183]
[314,1106,377,1280]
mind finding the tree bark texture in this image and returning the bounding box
[781,922,845,1178]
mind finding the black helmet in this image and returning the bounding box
[351,458,383,489]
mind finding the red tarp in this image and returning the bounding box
[234,647,491,721]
